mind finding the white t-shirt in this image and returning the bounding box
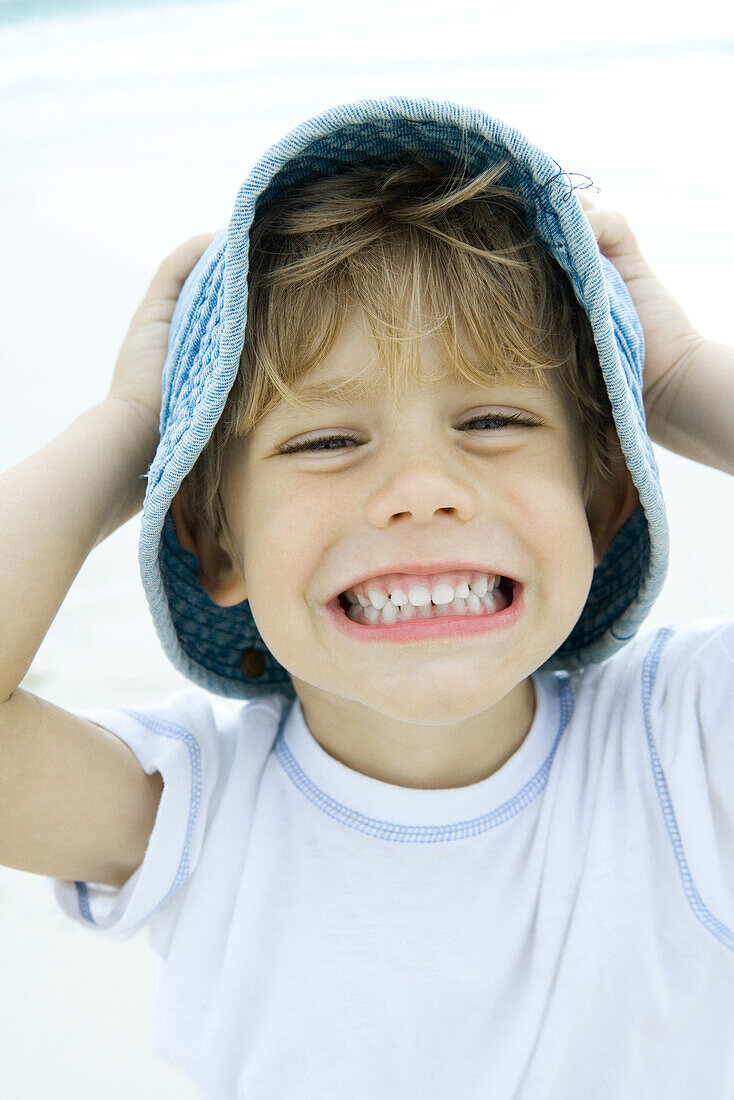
[49,619,734,1099]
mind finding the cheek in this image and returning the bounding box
[513,460,595,589]
[512,448,581,519]
[243,488,332,605]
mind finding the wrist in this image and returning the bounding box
[644,335,706,447]
[100,394,160,446]
[86,398,161,542]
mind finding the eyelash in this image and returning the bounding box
[277,412,541,454]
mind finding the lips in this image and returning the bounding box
[325,576,524,643]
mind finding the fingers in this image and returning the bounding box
[166,230,220,263]
[576,190,598,211]
[148,230,221,305]
[579,202,644,262]
[124,231,219,334]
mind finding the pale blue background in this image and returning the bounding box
[1,1,733,1096]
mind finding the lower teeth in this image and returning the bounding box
[345,590,508,625]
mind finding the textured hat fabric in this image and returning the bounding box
[140,95,669,701]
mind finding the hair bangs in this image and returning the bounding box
[180,155,619,541]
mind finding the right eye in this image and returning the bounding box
[276,434,360,454]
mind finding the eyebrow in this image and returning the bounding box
[286,373,464,408]
[288,376,373,405]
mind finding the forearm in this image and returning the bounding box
[0,398,159,702]
[646,339,734,477]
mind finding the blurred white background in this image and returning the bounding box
[1,0,733,1096]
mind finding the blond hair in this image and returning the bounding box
[181,155,619,548]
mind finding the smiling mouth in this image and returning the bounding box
[336,575,517,625]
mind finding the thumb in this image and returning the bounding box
[147,231,220,310]
[578,200,652,285]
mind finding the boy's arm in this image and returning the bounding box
[0,233,215,888]
[0,399,159,704]
[580,196,733,477]
[642,339,734,478]
[0,400,164,888]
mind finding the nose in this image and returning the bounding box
[364,451,478,528]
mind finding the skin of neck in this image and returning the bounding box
[290,672,537,789]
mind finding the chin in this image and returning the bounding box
[356,677,515,726]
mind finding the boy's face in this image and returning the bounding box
[179,306,633,788]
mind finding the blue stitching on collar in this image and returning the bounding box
[273,676,574,841]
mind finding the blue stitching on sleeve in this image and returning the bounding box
[274,675,575,841]
[642,627,734,952]
[74,710,203,927]
[75,880,92,921]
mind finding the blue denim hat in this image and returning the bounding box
[140,95,669,701]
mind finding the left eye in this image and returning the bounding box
[277,412,540,454]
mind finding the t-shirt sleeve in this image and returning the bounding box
[647,617,734,924]
[46,686,243,948]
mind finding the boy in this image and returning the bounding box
[1,98,732,1097]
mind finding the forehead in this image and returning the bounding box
[272,307,561,413]
[282,370,557,416]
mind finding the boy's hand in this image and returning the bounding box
[578,194,705,436]
[105,232,219,432]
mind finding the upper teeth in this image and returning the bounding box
[345,572,501,610]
